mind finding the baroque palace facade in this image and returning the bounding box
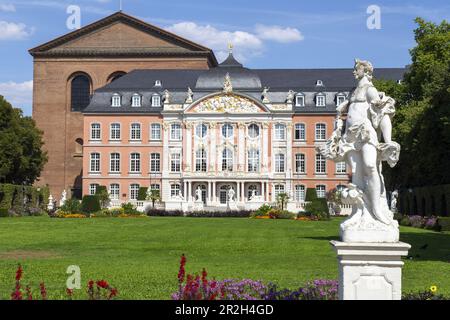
[30,12,405,211]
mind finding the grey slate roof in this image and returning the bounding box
[85,53,406,114]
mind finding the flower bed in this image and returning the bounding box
[399,215,441,231]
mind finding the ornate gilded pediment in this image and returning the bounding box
[188,93,266,113]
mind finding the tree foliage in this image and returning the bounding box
[374,18,450,189]
[0,96,47,184]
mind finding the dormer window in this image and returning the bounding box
[316,80,324,86]
[154,80,162,87]
[336,93,346,106]
[132,94,141,107]
[316,93,326,107]
[295,93,305,107]
[151,94,161,107]
[111,93,121,107]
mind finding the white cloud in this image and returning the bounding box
[0,3,16,12]
[0,20,34,40]
[166,22,303,62]
[255,24,304,43]
[0,80,33,113]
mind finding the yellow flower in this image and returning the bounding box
[430,285,437,293]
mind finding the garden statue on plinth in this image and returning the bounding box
[193,186,204,211]
[227,187,238,211]
[317,59,410,300]
[59,189,67,208]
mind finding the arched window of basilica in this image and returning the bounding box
[222,148,233,172]
[70,73,91,112]
[196,148,207,172]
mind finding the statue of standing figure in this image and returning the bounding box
[262,87,270,103]
[195,186,203,203]
[228,187,235,202]
[186,87,194,103]
[59,190,67,207]
[317,59,401,243]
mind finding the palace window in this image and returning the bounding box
[295,94,305,107]
[130,184,140,200]
[112,93,121,107]
[294,185,306,202]
[315,153,326,174]
[150,184,160,192]
[71,74,91,111]
[315,123,326,141]
[195,124,208,138]
[90,123,101,140]
[171,184,181,197]
[248,150,260,172]
[110,153,120,173]
[90,153,100,173]
[316,94,326,107]
[89,183,99,195]
[274,184,285,198]
[222,123,233,138]
[130,153,141,173]
[294,123,305,141]
[130,123,141,141]
[336,93,346,106]
[132,94,142,107]
[171,153,181,172]
[248,124,260,138]
[170,123,182,140]
[150,153,161,173]
[247,184,258,200]
[275,153,285,173]
[151,94,161,107]
[295,153,306,173]
[222,148,233,171]
[316,185,326,198]
[274,123,286,141]
[109,184,120,200]
[196,149,207,172]
[336,161,347,174]
[110,123,121,140]
[150,123,161,140]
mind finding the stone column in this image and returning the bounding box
[261,182,265,202]
[189,181,193,203]
[236,182,240,203]
[207,181,211,206]
[241,182,245,203]
[212,181,216,204]
[209,122,217,173]
[262,122,269,173]
[331,241,411,300]
[237,122,245,172]
[184,181,187,200]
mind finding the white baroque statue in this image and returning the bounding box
[163,89,171,104]
[195,186,203,202]
[317,59,401,243]
[47,194,54,211]
[223,73,233,93]
[59,189,67,207]
[262,87,270,103]
[186,87,194,103]
[228,187,235,202]
[390,190,398,213]
[286,90,295,104]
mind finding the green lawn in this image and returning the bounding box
[0,216,449,299]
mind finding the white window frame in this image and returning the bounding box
[112,94,121,107]
[316,185,326,198]
[247,149,260,173]
[110,153,120,173]
[248,124,260,138]
[130,153,141,173]
[150,153,161,173]
[316,94,326,107]
[195,124,207,138]
[294,123,306,141]
[89,183,99,195]
[150,184,160,191]
[171,184,181,197]
[336,94,346,106]
[274,123,286,141]
[274,184,285,198]
[90,123,101,141]
[170,123,182,141]
[129,184,140,200]
[315,123,327,141]
[315,153,326,174]
[295,153,306,174]
[294,185,306,202]
[109,184,120,200]
[336,161,347,174]
[110,123,121,141]
[195,148,207,172]
[275,153,285,173]
[171,153,181,172]
[222,148,233,172]
[132,94,142,107]
[150,123,161,141]
[295,94,305,107]
[151,94,161,107]
[222,123,233,138]
[90,152,100,173]
[130,123,141,141]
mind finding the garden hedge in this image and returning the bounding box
[81,195,101,214]
[305,188,318,202]
[0,183,48,215]
[437,217,450,231]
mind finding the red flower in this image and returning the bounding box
[96,280,109,289]
[15,264,23,281]
[178,254,186,284]
[88,280,94,289]
[39,282,47,300]
[108,288,118,300]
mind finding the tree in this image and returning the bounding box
[0,96,47,184]
[374,18,450,189]
[95,185,110,209]
[276,192,289,211]
[146,189,161,208]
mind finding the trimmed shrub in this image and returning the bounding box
[137,187,148,201]
[438,217,450,231]
[95,185,110,208]
[0,184,15,211]
[81,195,101,214]
[305,188,318,202]
[305,198,329,220]
[186,210,253,218]
[252,204,273,217]
[121,202,140,215]
[60,198,81,214]
[147,209,183,217]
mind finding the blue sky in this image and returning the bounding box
[0,0,449,115]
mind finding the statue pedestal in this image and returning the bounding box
[227,201,238,211]
[330,241,410,300]
[193,200,204,211]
